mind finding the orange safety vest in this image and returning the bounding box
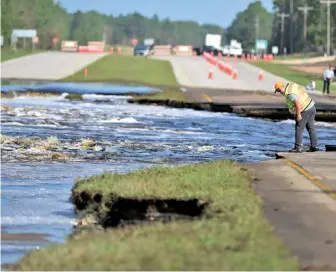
[284,83,313,115]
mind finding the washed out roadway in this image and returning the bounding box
[1,51,107,80]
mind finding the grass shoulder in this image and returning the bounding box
[251,61,336,92]
[63,54,186,101]
[12,160,298,271]
[1,49,44,62]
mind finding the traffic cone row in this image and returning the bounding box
[207,68,264,81]
[109,47,122,54]
[258,70,264,81]
[232,69,238,80]
[208,69,214,79]
[206,54,265,81]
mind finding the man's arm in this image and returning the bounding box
[294,99,302,121]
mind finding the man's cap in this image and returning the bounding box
[274,81,284,93]
[274,81,284,89]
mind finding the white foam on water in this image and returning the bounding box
[1,216,75,225]
[100,117,139,123]
[1,122,25,126]
[1,244,41,252]
[82,94,132,100]
[279,119,336,128]
[315,121,336,128]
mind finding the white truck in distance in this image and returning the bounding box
[228,40,243,56]
[205,34,221,49]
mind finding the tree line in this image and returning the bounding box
[0,0,225,49]
[227,0,336,54]
[1,0,335,54]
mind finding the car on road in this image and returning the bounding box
[193,45,220,56]
[133,44,154,56]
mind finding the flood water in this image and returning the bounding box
[0,81,161,95]
[1,93,335,265]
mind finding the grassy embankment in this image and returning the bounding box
[0,48,44,62]
[251,61,336,92]
[274,52,324,60]
[11,160,298,271]
[64,54,187,102]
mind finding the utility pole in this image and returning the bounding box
[277,12,290,54]
[255,16,260,41]
[298,4,313,41]
[289,0,294,54]
[320,0,336,56]
[255,16,260,54]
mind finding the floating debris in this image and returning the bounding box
[0,134,118,162]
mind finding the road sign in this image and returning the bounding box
[144,38,154,46]
[256,39,268,50]
[33,36,39,43]
[132,39,138,45]
[12,29,37,38]
[272,46,279,55]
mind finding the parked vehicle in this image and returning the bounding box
[221,45,230,55]
[229,40,243,56]
[133,44,154,56]
[193,45,220,56]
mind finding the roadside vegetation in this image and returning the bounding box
[0,49,44,62]
[63,54,187,101]
[274,52,324,60]
[11,160,298,271]
[251,61,336,92]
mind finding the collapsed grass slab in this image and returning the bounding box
[73,193,208,229]
[11,160,299,270]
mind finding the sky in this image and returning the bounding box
[57,0,274,28]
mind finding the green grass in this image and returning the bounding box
[274,52,324,60]
[64,54,187,101]
[251,61,336,92]
[0,49,44,62]
[11,160,298,271]
[64,93,83,100]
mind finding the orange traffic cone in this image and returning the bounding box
[258,70,264,81]
[208,69,213,79]
[234,55,238,62]
[117,47,122,54]
[232,69,238,80]
[226,53,230,60]
[193,50,197,56]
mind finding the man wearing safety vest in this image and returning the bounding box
[274,81,319,153]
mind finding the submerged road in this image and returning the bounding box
[1,52,107,80]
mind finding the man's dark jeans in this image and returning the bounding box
[323,78,331,94]
[295,106,317,149]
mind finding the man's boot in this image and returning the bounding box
[307,147,319,152]
[289,146,303,153]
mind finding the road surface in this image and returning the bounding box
[249,152,336,269]
[153,55,317,93]
[1,52,107,80]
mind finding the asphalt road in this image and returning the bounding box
[154,55,301,93]
[1,52,107,80]
[249,153,336,269]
